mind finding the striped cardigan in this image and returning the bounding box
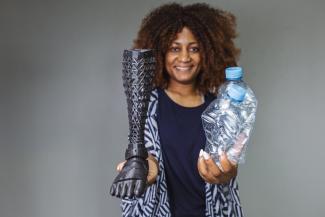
[121,89,244,217]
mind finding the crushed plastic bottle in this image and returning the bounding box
[202,67,257,164]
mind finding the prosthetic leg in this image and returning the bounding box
[110,49,155,198]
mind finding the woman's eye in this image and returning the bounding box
[190,47,200,52]
[170,47,180,52]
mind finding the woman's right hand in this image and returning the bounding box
[116,154,159,185]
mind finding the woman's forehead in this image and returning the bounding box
[170,27,199,44]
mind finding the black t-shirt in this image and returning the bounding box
[157,88,215,217]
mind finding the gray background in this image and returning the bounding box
[1,0,324,216]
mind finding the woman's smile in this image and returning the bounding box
[175,65,193,71]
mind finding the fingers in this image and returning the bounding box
[203,153,222,178]
[235,133,248,146]
[197,153,208,178]
[220,151,238,176]
[228,133,247,161]
[198,150,220,183]
[147,158,158,185]
[197,149,237,184]
[116,161,126,172]
[116,154,156,174]
[219,151,234,173]
[147,154,157,162]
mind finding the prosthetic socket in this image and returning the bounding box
[110,49,155,198]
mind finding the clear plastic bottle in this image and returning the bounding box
[202,67,257,164]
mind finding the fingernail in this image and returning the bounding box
[217,162,224,172]
[203,151,210,160]
[199,149,203,157]
[218,147,224,156]
[242,137,248,144]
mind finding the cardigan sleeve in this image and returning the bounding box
[121,183,159,217]
[120,90,167,217]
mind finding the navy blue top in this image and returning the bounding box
[157,88,215,217]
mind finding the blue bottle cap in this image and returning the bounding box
[225,67,243,80]
[228,84,246,102]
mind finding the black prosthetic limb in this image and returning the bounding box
[110,49,155,198]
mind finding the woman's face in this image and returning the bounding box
[165,27,201,87]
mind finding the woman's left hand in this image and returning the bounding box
[197,150,238,184]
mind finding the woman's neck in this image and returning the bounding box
[165,82,204,107]
[166,82,199,97]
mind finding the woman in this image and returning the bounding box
[116,3,243,217]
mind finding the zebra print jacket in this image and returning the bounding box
[121,89,244,217]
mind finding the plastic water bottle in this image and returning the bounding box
[202,67,257,164]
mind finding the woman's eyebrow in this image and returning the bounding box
[172,42,199,45]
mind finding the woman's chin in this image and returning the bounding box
[171,77,197,86]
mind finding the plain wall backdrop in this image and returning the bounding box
[1,0,325,216]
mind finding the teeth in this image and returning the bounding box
[176,66,191,71]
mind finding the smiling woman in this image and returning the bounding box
[133,3,240,95]
[117,2,243,217]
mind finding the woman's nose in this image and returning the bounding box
[178,50,191,62]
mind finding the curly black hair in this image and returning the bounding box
[133,2,240,94]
